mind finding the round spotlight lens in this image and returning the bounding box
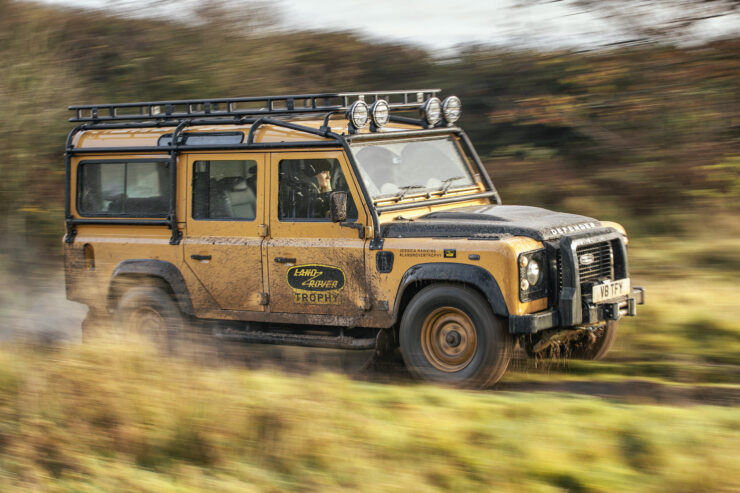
[421,97,442,126]
[519,255,529,268]
[442,95,462,123]
[526,260,541,286]
[370,99,390,128]
[347,100,369,129]
[520,279,530,291]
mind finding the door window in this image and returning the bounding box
[277,158,357,221]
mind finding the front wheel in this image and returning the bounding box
[568,321,618,360]
[399,284,512,388]
[526,321,619,360]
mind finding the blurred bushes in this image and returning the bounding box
[0,0,738,261]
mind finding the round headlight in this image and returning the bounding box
[442,96,462,123]
[347,100,369,129]
[526,260,541,286]
[421,97,442,126]
[369,99,390,128]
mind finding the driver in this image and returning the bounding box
[299,159,333,218]
[314,163,332,194]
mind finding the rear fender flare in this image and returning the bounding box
[107,259,194,315]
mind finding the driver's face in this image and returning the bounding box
[315,170,331,193]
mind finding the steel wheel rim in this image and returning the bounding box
[128,307,166,341]
[420,306,477,372]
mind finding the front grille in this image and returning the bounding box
[576,242,614,282]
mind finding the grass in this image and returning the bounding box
[0,341,738,493]
[610,237,740,368]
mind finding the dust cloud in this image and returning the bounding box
[0,267,85,343]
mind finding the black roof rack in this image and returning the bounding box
[68,89,441,123]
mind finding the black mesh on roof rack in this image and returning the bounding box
[68,89,441,123]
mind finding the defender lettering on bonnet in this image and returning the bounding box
[550,222,597,237]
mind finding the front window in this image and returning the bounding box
[351,137,476,200]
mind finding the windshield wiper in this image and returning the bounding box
[440,176,465,194]
[395,185,425,201]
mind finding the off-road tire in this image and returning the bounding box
[569,321,618,360]
[399,284,512,388]
[113,285,185,352]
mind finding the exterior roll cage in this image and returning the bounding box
[64,90,501,249]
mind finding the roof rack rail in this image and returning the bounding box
[68,89,441,123]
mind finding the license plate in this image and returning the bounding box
[592,278,631,303]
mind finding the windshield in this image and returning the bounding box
[350,137,476,200]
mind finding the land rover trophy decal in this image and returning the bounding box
[287,264,345,304]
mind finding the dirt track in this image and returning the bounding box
[179,342,740,407]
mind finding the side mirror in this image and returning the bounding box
[330,191,348,222]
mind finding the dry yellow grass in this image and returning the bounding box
[0,340,738,493]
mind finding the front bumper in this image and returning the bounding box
[509,286,644,334]
[508,228,645,334]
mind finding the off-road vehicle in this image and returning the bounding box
[63,89,644,387]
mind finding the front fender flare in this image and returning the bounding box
[392,263,508,323]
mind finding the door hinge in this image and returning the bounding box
[258,224,269,237]
[258,292,269,305]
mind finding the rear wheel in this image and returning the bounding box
[399,284,512,388]
[114,285,185,352]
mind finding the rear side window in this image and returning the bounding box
[77,160,171,217]
[192,160,257,220]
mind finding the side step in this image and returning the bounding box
[216,328,377,350]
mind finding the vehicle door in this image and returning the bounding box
[266,151,368,316]
[183,153,266,311]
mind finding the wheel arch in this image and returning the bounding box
[107,259,194,315]
[392,263,509,326]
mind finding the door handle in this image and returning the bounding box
[274,257,296,264]
[191,254,212,261]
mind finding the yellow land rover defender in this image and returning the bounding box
[63,89,644,387]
